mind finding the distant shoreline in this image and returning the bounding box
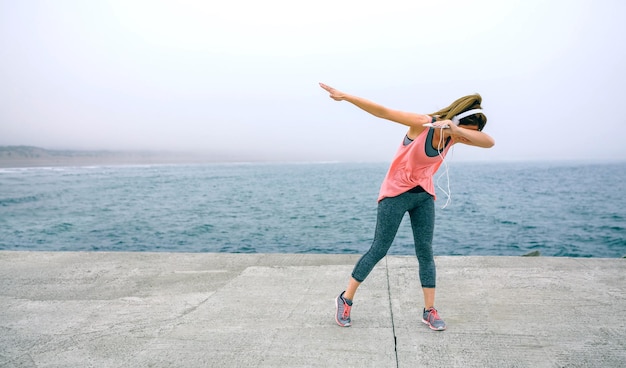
[0,156,216,168]
[0,146,361,168]
[0,146,244,168]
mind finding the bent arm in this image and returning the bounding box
[450,124,495,148]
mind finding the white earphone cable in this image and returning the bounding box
[435,126,452,209]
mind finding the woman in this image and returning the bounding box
[320,82,495,331]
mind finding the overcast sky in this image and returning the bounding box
[1,0,625,162]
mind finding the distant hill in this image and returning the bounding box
[0,146,226,168]
[0,146,117,159]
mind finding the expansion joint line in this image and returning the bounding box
[385,256,399,368]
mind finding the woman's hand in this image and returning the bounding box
[432,118,453,129]
[319,83,347,101]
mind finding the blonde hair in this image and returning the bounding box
[430,93,487,131]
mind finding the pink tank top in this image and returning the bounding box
[378,128,453,202]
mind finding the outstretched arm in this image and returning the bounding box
[319,83,430,132]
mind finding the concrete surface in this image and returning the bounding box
[0,251,624,368]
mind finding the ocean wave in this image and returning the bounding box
[0,195,41,207]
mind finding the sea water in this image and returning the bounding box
[0,161,624,257]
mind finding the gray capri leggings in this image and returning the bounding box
[351,189,436,288]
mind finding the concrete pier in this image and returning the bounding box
[0,252,624,367]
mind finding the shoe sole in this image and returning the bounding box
[335,297,351,327]
[422,318,446,331]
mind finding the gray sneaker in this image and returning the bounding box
[422,307,446,331]
[335,291,352,327]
